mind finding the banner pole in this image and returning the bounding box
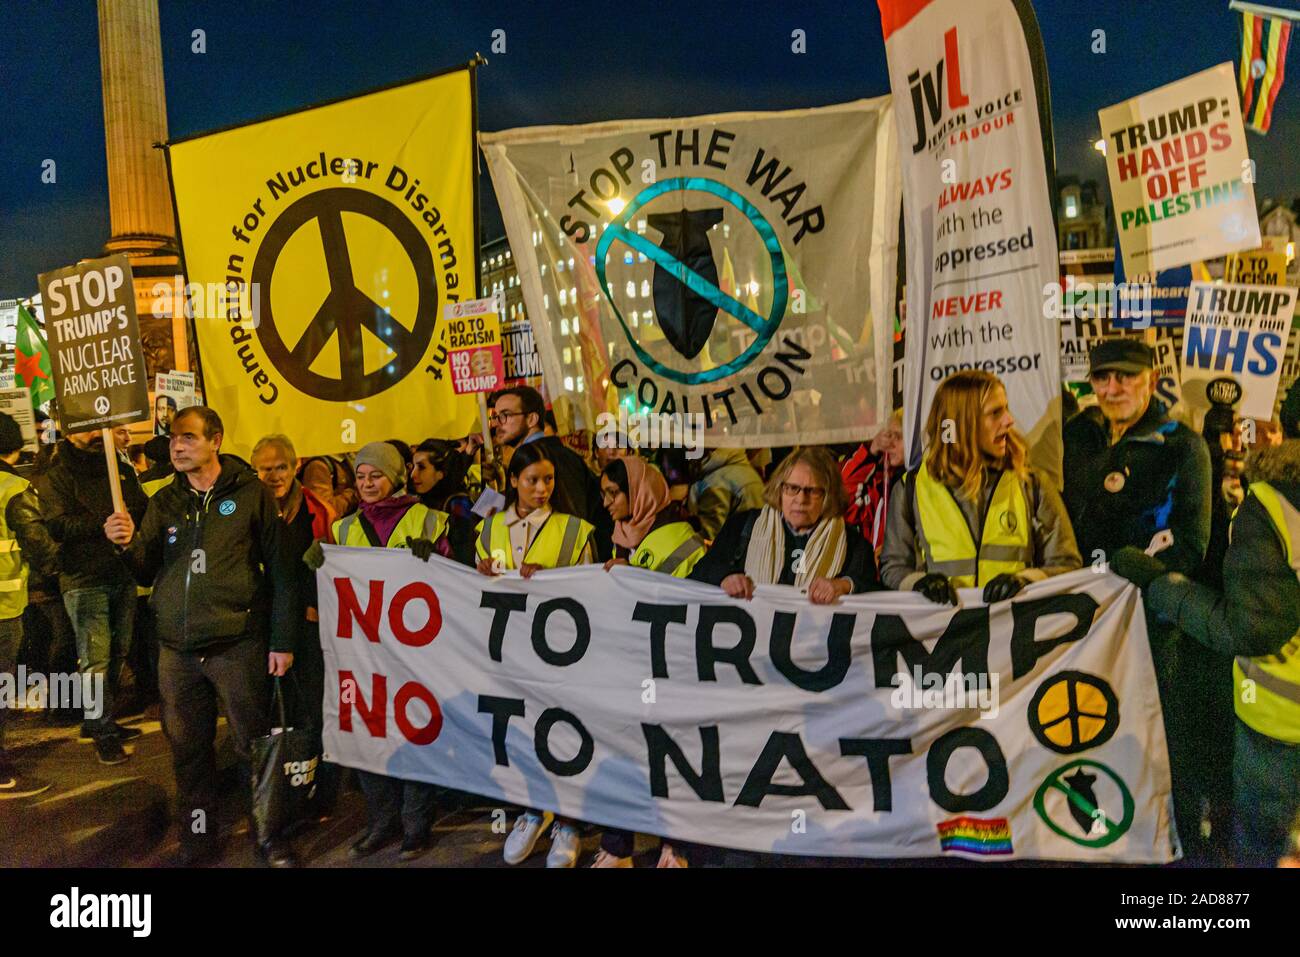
[102,428,124,513]
[478,392,494,463]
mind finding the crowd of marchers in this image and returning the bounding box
[0,339,1296,868]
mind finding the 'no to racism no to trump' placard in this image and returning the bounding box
[444,296,505,395]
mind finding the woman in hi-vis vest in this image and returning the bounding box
[601,457,705,579]
[304,441,450,863]
[474,442,594,868]
[590,456,706,868]
[879,370,1081,605]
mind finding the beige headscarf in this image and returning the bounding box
[611,457,671,550]
[744,505,847,588]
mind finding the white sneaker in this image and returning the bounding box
[503,811,553,865]
[546,823,581,868]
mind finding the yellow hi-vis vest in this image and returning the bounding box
[475,510,593,570]
[629,521,706,578]
[1232,482,1300,743]
[332,503,449,549]
[912,460,1032,588]
[0,471,31,619]
[138,475,172,597]
[141,474,172,498]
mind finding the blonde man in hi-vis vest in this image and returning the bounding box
[880,370,1081,604]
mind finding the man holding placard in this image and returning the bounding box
[36,254,153,765]
[40,429,148,763]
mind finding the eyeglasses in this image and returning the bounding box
[781,482,826,500]
[488,410,524,424]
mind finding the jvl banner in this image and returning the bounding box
[166,65,481,458]
[318,550,1177,862]
[1100,63,1260,277]
[481,100,900,447]
[879,0,1063,486]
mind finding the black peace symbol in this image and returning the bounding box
[251,187,438,401]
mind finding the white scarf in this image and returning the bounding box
[744,505,848,588]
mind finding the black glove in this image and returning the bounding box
[913,573,958,605]
[982,573,1026,604]
[1109,546,1167,588]
[407,536,436,562]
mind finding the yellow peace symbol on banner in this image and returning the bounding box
[1027,671,1120,754]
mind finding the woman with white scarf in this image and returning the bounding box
[690,446,880,602]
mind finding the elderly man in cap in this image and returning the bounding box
[1063,338,1214,861]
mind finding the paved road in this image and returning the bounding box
[0,705,667,868]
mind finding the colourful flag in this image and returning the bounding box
[14,304,55,408]
[1237,2,1296,133]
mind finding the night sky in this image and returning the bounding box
[2,0,1298,298]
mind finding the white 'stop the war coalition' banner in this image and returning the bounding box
[482,99,901,447]
[879,0,1062,486]
[318,549,1177,862]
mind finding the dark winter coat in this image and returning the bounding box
[690,508,881,593]
[1,460,59,585]
[1062,399,1211,576]
[1146,439,1300,662]
[39,439,148,592]
[120,455,300,653]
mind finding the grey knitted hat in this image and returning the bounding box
[354,441,405,490]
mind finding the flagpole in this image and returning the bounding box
[1229,1,1300,21]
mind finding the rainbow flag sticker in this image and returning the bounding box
[937,816,1014,856]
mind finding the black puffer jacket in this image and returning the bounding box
[1146,439,1300,660]
[40,439,147,591]
[122,455,299,653]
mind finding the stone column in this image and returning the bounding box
[97,0,187,380]
[99,0,176,256]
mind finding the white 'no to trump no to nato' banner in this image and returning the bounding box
[318,549,1177,863]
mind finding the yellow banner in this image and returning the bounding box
[1224,235,1290,286]
[167,66,479,457]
